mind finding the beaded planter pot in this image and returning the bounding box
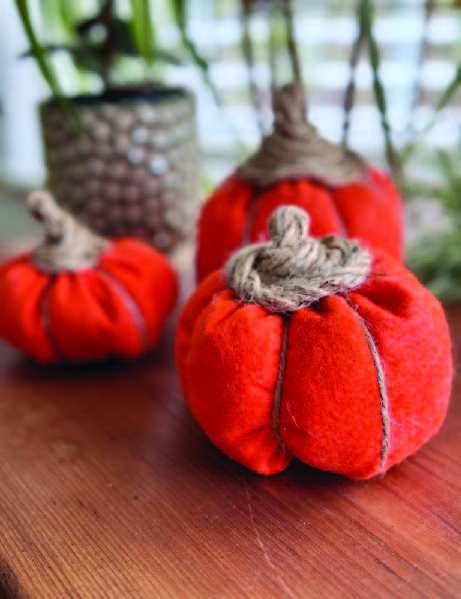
[40,87,198,253]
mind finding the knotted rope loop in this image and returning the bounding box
[237,83,367,188]
[28,191,110,273]
[226,206,371,313]
[268,201,308,247]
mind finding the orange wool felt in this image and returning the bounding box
[177,210,452,480]
[0,192,178,363]
[196,167,403,284]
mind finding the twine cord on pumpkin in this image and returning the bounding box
[237,83,367,188]
[28,191,109,274]
[355,312,391,471]
[271,314,291,452]
[40,276,66,361]
[97,267,149,353]
[226,206,371,313]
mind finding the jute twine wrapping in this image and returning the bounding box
[237,83,367,187]
[226,206,371,313]
[354,311,391,470]
[28,191,109,273]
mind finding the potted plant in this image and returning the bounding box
[14,0,208,252]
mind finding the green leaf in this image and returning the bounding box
[434,149,461,216]
[398,180,444,200]
[342,8,366,145]
[14,0,63,97]
[57,0,79,38]
[14,0,85,132]
[408,64,461,140]
[361,0,398,175]
[424,64,461,133]
[171,0,222,107]
[129,0,156,64]
[22,39,183,67]
[435,150,457,189]
[22,43,106,76]
[39,0,76,39]
[171,0,186,31]
[408,229,461,301]
[397,141,418,169]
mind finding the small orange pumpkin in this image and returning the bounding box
[0,191,178,363]
[196,84,403,283]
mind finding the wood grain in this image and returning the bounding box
[0,266,460,598]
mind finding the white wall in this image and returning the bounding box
[0,0,45,185]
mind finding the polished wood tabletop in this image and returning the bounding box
[0,249,460,599]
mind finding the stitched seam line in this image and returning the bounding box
[355,311,391,471]
[40,276,66,360]
[272,314,292,452]
[96,268,149,353]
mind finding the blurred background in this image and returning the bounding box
[0,0,460,297]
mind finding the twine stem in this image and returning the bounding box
[226,206,371,313]
[237,83,367,187]
[27,191,109,274]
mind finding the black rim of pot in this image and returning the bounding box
[42,85,194,107]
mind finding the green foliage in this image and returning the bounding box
[16,0,213,96]
[407,149,461,301]
[398,62,461,174]
[14,0,63,98]
[408,230,461,302]
[339,0,405,175]
[14,0,83,130]
[422,64,461,135]
[16,0,461,188]
[170,0,222,107]
[362,0,397,172]
[129,0,156,64]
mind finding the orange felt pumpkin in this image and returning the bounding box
[178,207,452,480]
[196,84,403,283]
[0,191,178,363]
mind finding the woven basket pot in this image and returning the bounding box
[40,87,198,253]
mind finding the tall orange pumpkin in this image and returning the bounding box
[0,191,178,363]
[196,84,403,283]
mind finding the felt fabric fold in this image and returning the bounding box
[0,257,57,361]
[177,280,292,475]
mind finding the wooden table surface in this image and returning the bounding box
[0,251,460,599]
